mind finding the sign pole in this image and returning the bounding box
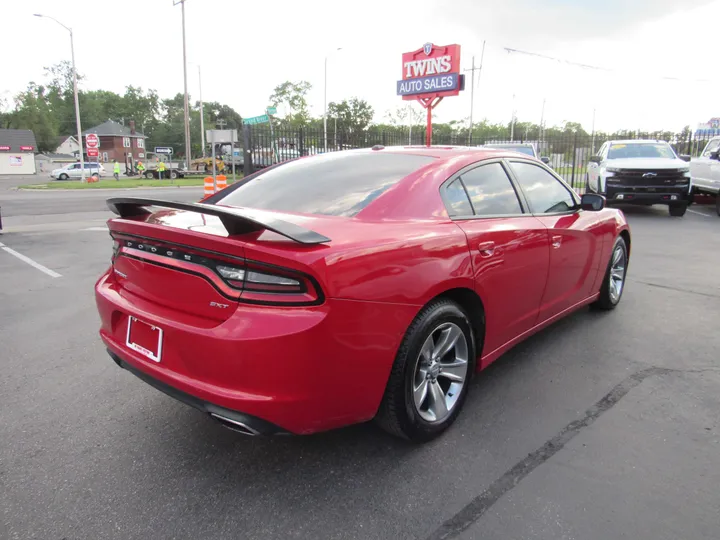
[268,114,278,164]
[211,130,216,191]
[231,129,236,184]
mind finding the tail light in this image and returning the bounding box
[111,234,323,306]
[214,262,316,303]
[112,239,121,261]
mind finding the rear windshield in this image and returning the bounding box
[217,152,436,217]
[486,145,535,157]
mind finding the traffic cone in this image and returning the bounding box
[216,175,227,191]
[203,176,214,198]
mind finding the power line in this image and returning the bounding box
[503,46,717,84]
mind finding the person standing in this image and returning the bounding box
[157,159,166,180]
[113,160,121,181]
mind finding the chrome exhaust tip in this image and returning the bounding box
[210,413,260,436]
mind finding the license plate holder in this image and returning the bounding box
[126,316,163,362]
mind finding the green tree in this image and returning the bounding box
[269,81,312,127]
[327,98,374,134]
[7,84,58,151]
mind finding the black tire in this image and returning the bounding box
[592,236,628,311]
[375,298,477,442]
[145,171,154,179]
[59,173,68,180]
[669,203,687,217]
[170,171,178,179]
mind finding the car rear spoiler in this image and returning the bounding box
[106,197,331,245]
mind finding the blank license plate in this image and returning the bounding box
[126,316,163,362]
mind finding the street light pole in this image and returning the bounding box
[34,14,85,181]
[174,0,192,169]
[199,65,205,158]
[323,48,342,153]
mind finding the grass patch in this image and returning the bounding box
[18,177,236,190]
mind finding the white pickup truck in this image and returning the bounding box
[690,137,720,216]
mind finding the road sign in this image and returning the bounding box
[266,106,277,115]
[243,114,269,125]
[154,147,173,155]
[87,148,99,158]
[86,133,100,149]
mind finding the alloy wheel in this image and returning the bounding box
[608,244,626,304]
[412,322,469,423]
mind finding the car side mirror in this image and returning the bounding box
[581,193,605,211]
[711,151,720,160]
[588,156,602,164]
[679,154,691,162]
[540,156,550,164]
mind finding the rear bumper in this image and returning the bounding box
[107,349,289,435]
[96,271,419,435]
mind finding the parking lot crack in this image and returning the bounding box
[426,367,675,540]
[629,279,720,299]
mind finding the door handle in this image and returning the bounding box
[478,241,496,257]
[552,235,562,249]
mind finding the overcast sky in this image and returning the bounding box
[1,0,718,133]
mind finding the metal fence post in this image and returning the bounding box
[571,131,578,188]
[382,131,387,147]
[298,128,305,156]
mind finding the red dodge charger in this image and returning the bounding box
[96,146,630,442]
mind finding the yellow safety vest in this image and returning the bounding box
[157,162,166,171]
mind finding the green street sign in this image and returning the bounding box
[266,106,277,115]
[244,114,270,125]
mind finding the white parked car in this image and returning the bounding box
[51,162,105,180]
[586,140,692,217]
[689,137,720,216]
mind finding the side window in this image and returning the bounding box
[444,179,473,216]
[702,139,720,157]
[510,161,576,214]
[459,163,523,216]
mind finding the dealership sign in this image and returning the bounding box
[397,43,462,100]
[397,43,464,146]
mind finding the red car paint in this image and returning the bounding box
[95,147,629,434]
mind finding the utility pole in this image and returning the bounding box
[464,41,485,145]
[34,14,85,181]
[510,94,516,141]
[199,65,205,158]
[174,0,191,169]
[539,98,546,150]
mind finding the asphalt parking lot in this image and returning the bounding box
[1,184,719,540]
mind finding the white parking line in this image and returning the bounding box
[0,242,62,278]
[687,209,711,217]
[81,227,108,231]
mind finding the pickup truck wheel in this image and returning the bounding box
[170,171,178,179]
[669,204,687,217]
[145,171,154,179]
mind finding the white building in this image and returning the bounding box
[0,129,37,175]
[54,135,80,157]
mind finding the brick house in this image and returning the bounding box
[82,120,147,168]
